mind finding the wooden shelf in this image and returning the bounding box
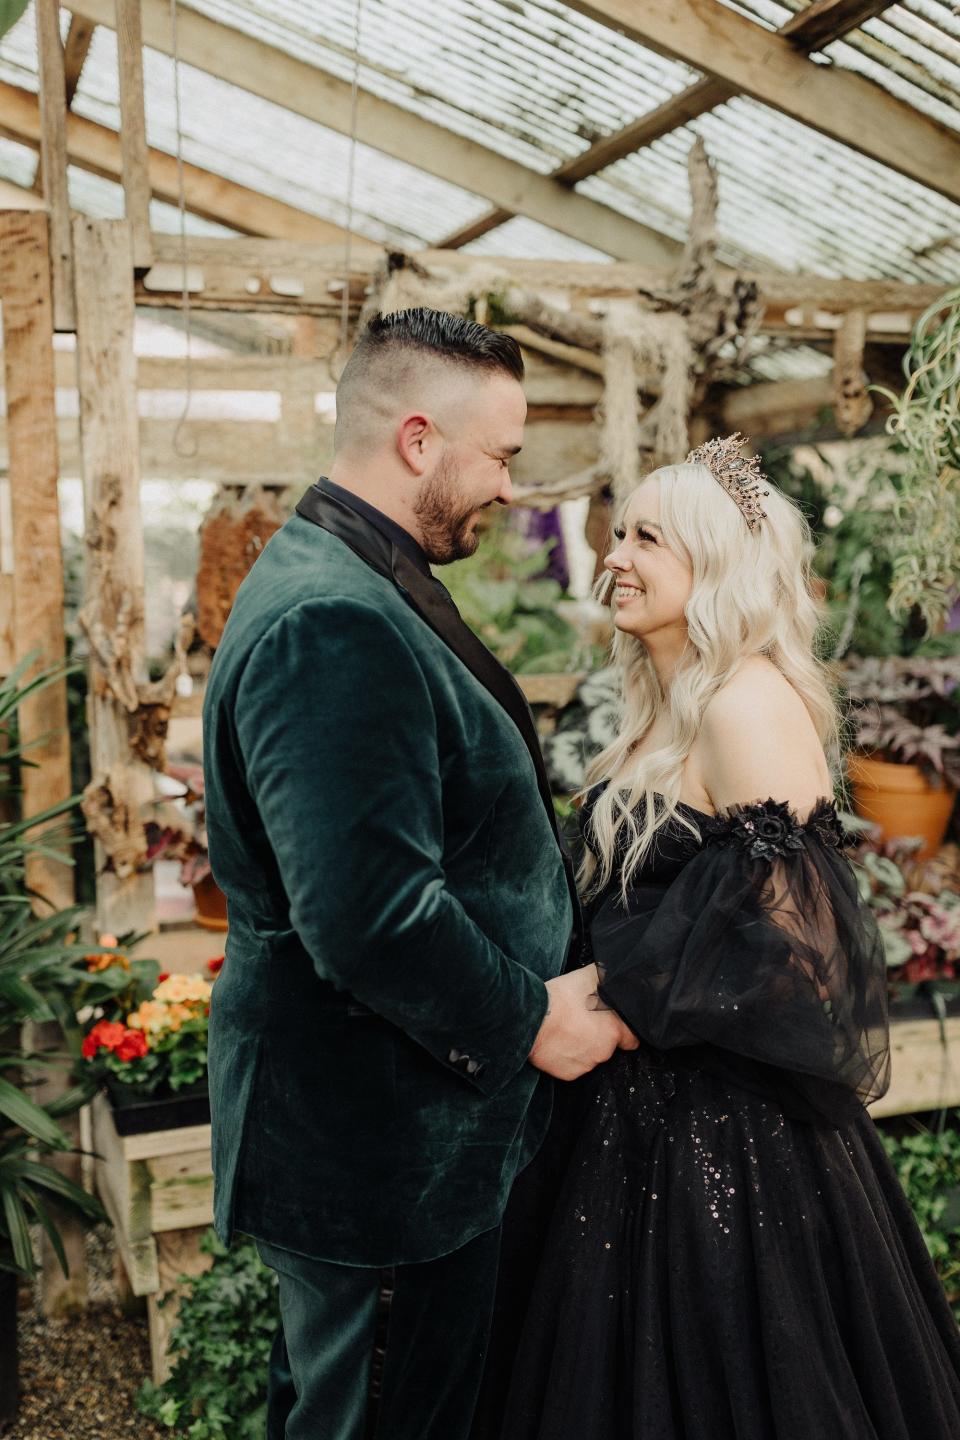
[869,1015,960,1120]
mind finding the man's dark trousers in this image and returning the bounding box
[257,1227,501,1440]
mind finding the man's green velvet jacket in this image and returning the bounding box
[203,485,575,1266]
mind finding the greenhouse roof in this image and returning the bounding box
[0,0,957,287]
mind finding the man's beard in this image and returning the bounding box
[413,453,483,565]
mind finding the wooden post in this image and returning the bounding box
[115,0,153,269]
[0,212,72,905]
[73,216,156,937]
[834,308,873,437]
[35,0,76,331]
[0,210,87,1315]
[32,13,97,195]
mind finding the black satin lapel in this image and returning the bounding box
[296,485,396,580]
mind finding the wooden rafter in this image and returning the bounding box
[561,0,959,203]
[116,0,152,266]
[31,11,95,193]
[69,0,683,265]
[439,1,896,248]
[778,0,896,56]
[0,175,48,209]
[36,0,74,329]
[0,79,372,244]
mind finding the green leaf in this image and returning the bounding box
[9,1159,106,1222]
[22,1190,68,1277]
[0,1181,34,1275]
[0,1076,68,1149]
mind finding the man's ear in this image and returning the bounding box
[396,413,435,476]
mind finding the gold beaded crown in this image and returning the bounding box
[685,433,770,533]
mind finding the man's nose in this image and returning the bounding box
[496,471,514,505]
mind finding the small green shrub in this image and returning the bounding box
[880,1118,960,1321]
[137,1231,279,1438]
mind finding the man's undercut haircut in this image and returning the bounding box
[354,307,524,382]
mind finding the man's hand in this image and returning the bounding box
[529,964,640,1081]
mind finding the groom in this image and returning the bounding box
[203,308,633,1440]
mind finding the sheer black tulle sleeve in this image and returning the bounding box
[593,799,891,1126]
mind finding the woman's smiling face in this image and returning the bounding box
[604,478,694,643]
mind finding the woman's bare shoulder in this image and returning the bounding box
[698,659,829,814]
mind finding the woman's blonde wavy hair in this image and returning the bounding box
[579,460,840,900]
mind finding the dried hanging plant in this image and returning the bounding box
[873,286,960,632]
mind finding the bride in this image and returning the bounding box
[473,435,960,1440]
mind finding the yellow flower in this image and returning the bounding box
[153,973,212,1006]
[127,1000,170,1036]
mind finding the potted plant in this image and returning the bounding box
[0,656,109,1426]
[79,949,218,1134]
[841,654,960,857]
[148,763,227,932]
[854,834,960,1006]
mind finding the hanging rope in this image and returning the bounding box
[170,0,197,458]
[337,0,365,368]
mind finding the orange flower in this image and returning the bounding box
[84,934,129,973]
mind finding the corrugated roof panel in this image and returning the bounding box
[581,92,960,282]
[1,0,958,288]
[725,0,960,129]
[462,215,612,262]
[0,9,496,250]
[194,0,700,169]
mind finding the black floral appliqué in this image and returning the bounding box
[704,797,840,861]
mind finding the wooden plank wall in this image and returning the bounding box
[0,342,604,489]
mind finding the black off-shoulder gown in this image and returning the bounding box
[473,795,960,1440]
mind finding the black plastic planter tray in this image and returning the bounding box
[106,1083,210,1136]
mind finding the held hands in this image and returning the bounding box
[529,964,640,1081]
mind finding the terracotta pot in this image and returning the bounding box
[847,752,957,860]
[192,872,229,932]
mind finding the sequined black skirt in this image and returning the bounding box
[474,1051,960,1440]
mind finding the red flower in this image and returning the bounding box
[114,1029,149,1062]
[207,956,224,976]
[82,1020,128,1058]
[157,972,170,983]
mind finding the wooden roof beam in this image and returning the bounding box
[438,1,896,249]
[0,79,373,245]
[68,0,684,266]
[561,0,959,203]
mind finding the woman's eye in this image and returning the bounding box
[638,527,657,544]
[612,526,626,541]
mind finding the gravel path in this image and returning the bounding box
[4,1227,167,1440]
